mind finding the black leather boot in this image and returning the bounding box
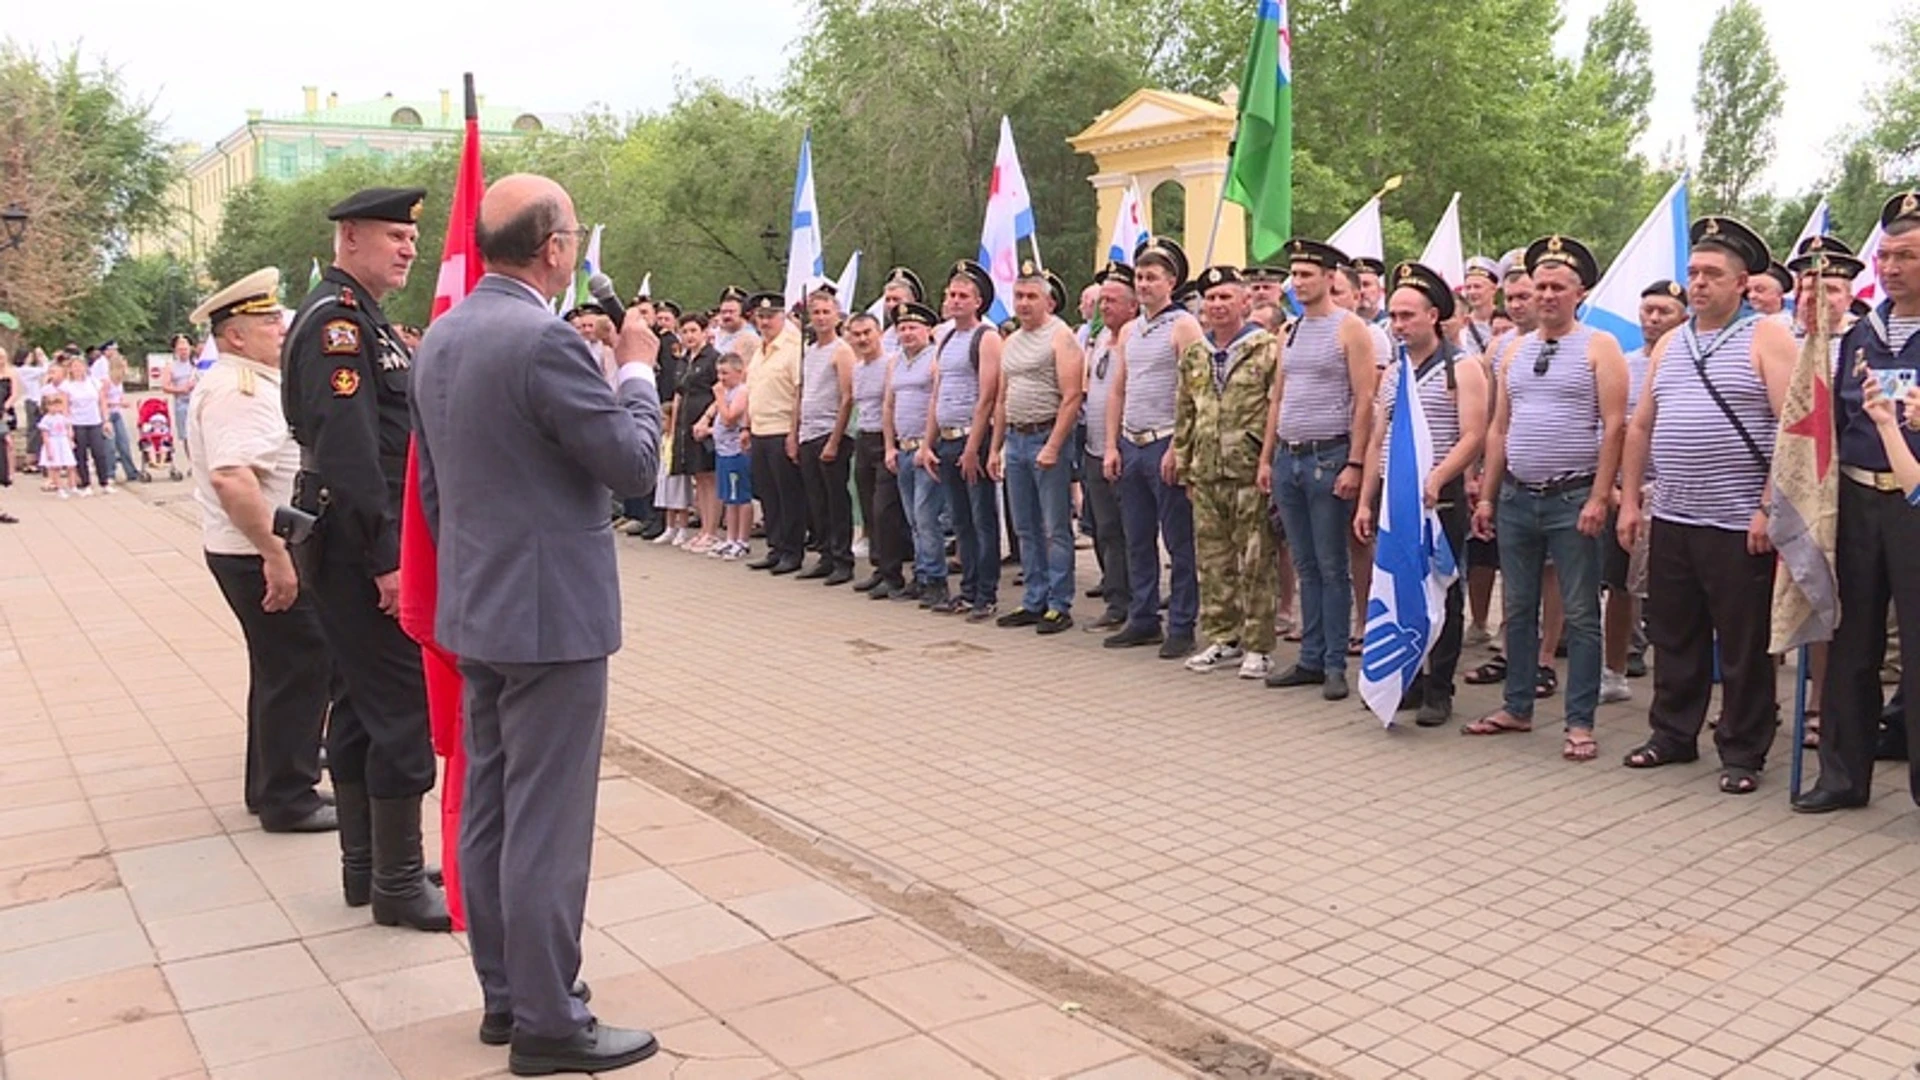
[336,780,372,907]
[370,794,453,931]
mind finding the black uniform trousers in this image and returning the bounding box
[852,431,908,585]
[799,434,854,572]
[310,553,436,798]
[1815,479,1920,803]
[1643,518,1777,769]
[205,552,329,824]
[750,432,807,564]
[1081,448,1130,617]
[1426,482,1471,703]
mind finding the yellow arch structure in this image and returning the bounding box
[1069,88,1247,272]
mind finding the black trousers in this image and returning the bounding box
[798,434,854,571]
[310,555,436,798]
[853,431,908,584]
[1082,449,1129,615]
[206,553,329,823]
[1426,485,1471,703]
[72,423,111,488]
[1644,518,1777,769]
[749,433,807,563]
[1816,479,1920,803]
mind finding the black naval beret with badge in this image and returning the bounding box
[1015,258,1067,313]
[894,301,938,328]
[657,299,682,319]
[949,259,996,315]
[1195,265,1245,291]
[1524,234,1599,288]
[883,266,926,303]
[1762,260,1793,292]
[565,302,607,320]
[1787,234,1866,281]
[1284,237,1349,271]
[1134,237,1190,286]
[1242,264,1288,283]
[189,267,283,329]
[1093,259,1135,287]
[718,285,750,306]
[1881,190,1920,231]
[745,290,786,315]
[327,187,426,224]
[1350,256,1386,277]
[1640,279,1687,302]
[1388,261,1456,321]
[1689,215,1770,275]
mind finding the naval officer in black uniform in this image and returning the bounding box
[283,186,449,930]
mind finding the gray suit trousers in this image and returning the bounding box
[458,656,607,1039]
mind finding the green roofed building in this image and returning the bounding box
[135,88,560,265]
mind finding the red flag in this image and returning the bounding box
[400,72,484,930]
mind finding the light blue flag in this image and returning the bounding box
[1360,345,1460,727]
[1581,176,1689,353]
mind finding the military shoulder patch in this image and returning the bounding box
[331,367,361,397]
[322,320,361,356]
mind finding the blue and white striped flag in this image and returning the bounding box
[1361,345,1460,728]
[1581,175,1688,352]
[784,130,826,308]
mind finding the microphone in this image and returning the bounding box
[588,273,626,329]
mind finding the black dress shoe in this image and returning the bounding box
[479,980,593,1046]
[1265,664,1326,688]
[823,566,854,586]
[1157,634,1195,660]
[852,573,883,592]
[867,581,894,600]
[795,561,831,580]
[1791,789,1868,814]
[892,581,925,603]
[1103,624,1164,649]
[1084,609,1127,632]
[769,558,803,575]
[509,1021,658,1076]
[1036,611,1073,635]
[259,804,339,834]
[995,607,1042,628]
[746,554,778,571]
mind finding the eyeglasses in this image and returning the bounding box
[548,226,589,245]
[1533,338,1559,376]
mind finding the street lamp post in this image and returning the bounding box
[0,204,28,253]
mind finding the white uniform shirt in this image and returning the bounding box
[189,354,301,556]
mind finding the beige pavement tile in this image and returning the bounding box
[854,958,1034,1029]
[0,925,155,997]
[0,823,106,870]
[589,833,652,879]
[726,882,872,939]
[305,923,468,983]
[100,807,225,850]
[338,956,481,1031]
[277,887,373,937]
[371,1010,510,1080]
[933,1003,1133,1079]
[0,964,177,1050]
[783,918,951,981]
[585,866,706,926]
[659,941,833,1013]
[78,762,192,795]
[90,784,208,823]
[0,1013,203,1080]
[148,898,298,962]
[1065,1058,1194,1079]
[163,942,327,1010]
[183,985,366,1067]
[721,986,913,1068]
[2,776,84,809]
[622,821,761,865]
[570,967,707,1030]
[0,887,138,951]
[114,836,265,921]
[671,850,814,901]
[655,1017,782,1077]
[207,1034,402,1080]
[606,902,768,968]
[0,799,94,839]
[798,1033,997,1079]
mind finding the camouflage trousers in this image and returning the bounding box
[1191,479,1278,653]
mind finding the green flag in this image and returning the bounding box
[1224,0,1294,262]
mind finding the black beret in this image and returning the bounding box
[1350,256,1386,277]
[327,187,426,224]
[883,266,925,303]
[948,259,995,315]
[565,302,607,320]
[746,291,786,315]
[1044,270,1067,314]
[718,285,750,305]
[895,301,938,328]
[1794,234,1854,260]
[1882,190,1920,230]
[1133,237,1190,286]
[1761,261,1793,292]
[1640,280,1687,302]
[1787,247,1866,281]
[1242,265,1289,284]
[1195,265,1245,291]
[1285,237,1349,271]
[1094,260,1135,287]
[657,299,682,319]
[1388,261,1456,321]
[1689,216,1771,274]
[1524,234,1599,288]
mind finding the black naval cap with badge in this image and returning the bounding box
[1014,258,1067,313]
[327,187,426,224]
[1194,265,1245,292]
[1134,237,1190,286]
[1093,260,1135,288]
[1689,215,1772,275]
[1350,256,1387,279]
[894,301,939,328]
[1284,237,1350,271]
[1882,189,1920,235]
[882,266,926,304]
[948,259,996,315]
[1242,264,1288,285]
[718,285,751,307]
[1787,235,1866,281]
[1523,234,1600,288]
[745,291,786,318]
[1388,261,1456,321]
[1640,279,1687,303]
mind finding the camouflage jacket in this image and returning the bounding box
[1174,325,1278,484]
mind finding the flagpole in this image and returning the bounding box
[1201,113,1241,268]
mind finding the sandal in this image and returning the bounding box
[1348,636,1364,657]
[1462,712,1532,736]
[1719,767,1760,795]
[1534,665,1558,699]
[1622,741,1698,769]
[1563,732,1599,762]
[1801,711,1821,750]
[1464,656,1508,685]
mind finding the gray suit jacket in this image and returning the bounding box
[411,274,661,664]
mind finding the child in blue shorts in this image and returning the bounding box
[697,352,753,560]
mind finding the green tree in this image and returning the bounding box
[1868,5,1920,173]
[1693,0,1782,213]
[1579,0,1655,140]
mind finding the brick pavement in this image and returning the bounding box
[598,525,1920,1080]
[0,487,1192,1080]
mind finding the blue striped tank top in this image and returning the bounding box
[1278,312,1354,442]
[1649,317,1774,531]
[1504,325,1601,484]
[1121,306,1182,432]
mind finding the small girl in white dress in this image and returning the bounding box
[37,393,77,497]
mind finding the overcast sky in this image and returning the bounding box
[9,0,1899,201]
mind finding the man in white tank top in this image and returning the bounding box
[792,290,857,584]
[1617,216,1794,792]
[1465,235,1628,762]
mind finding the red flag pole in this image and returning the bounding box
[401,71,485,929]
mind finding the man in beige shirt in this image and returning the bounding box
[188,267,335,833]
[742,291,808,572]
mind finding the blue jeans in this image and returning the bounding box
[1271,442,1355,673]
[1004,428,1075,614]
[1117,436,1196,637]
[1496,480,1603,729]
[108,412,140,481]
[936,437,999,605]
[894,449,947,586]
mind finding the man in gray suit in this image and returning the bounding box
[411,173,662,1076]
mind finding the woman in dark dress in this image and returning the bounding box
[672,312,722,553]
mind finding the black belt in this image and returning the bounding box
[1507,473,1595,497]
[1008,420,1052,435]
[1277,435,1349,455]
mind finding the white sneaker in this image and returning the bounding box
[669,528,690,547]
[1238,652,1274,680]
[79,487,94,498]
[100,484,115,495]
[722,542,746,562]
[649,526,675,545]
[1600,669,1632,704]
[1184,642,1244,673]
[57,489,70,500]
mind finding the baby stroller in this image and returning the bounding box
[137,398,181,482]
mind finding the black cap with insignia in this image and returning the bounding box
[565,302,607,320]
[327,187,427,224]
[1389,261,1456,321]
[1761,260,1793,292]
[1640,279,1686,301]
[657,299,682,319]
[1524,234,1600,288]
[948,259,995,315]
[746,291,786,316]
[1787,235,1866,281]
[883,266,925,303]
[1134,237,1190,286]
[1881,190,1920,231]
[718,285,750,306]
[1689,216,1771,275]
[1794,234,1854,260]
[1094,260,1135,287]
[1350,256,1386,277]
[1196,265,1245,291]
[1285,238,1349,271]
[894,301,938,328]
[1242,265,1289,284]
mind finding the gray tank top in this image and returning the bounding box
[1085,328,1120,451]
[1278,312,1354,441]
[851,355,887,434]
[934,324,987,429]
[1650,318,1774,531]
[798,340,843,442]
[890,345,936,440]
[1003,316,1065,425]
[1378,348,1462,467]
[1504,325,1601,484]
[1121,306,1182,432]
